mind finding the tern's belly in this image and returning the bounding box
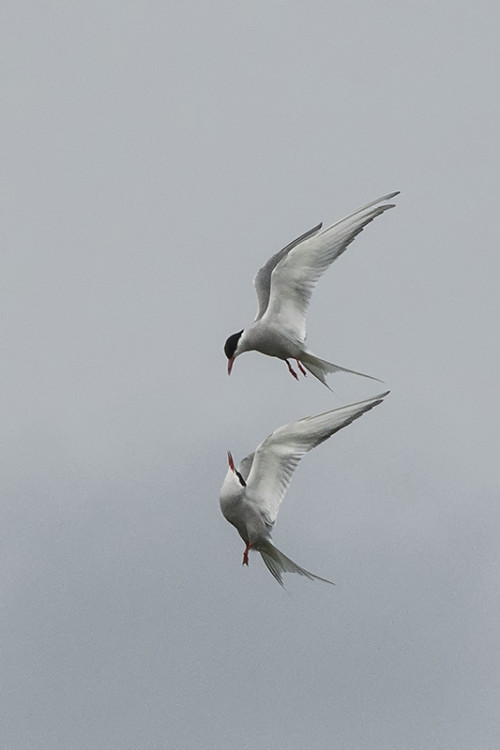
[247,324,300,360]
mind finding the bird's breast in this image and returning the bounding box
[243,322,301,360]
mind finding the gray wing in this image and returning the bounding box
[238,452,255,483]
[263,192,399,342]
[253,223,323,321]
[245,392,389,526]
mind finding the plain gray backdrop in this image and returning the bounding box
[3,2,500,749]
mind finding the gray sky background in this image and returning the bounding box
[3,2,500,748]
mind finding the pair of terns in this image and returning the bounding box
[220,192,398,586]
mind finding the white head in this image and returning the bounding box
[219,451,247,525]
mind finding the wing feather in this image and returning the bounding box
[238,452,255,483]
[245,392,389,526]
[253,223,323,321]
[263,192,399,341]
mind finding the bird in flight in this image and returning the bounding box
[224,192,399,388]
[219,391,389,586]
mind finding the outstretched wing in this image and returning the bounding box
[253,223,323,321]
[245,392,389,526]
[263,192,399,341]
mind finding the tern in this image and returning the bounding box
[224,192,399,388]
[219,391,389,586]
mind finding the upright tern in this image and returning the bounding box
[219,391,389,586]
[224,192,399,388]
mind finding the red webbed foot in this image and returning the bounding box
[296,359,307,376]
[285,360,299,380]
[242,542,253,566]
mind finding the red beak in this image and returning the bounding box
[227,356,235,375]
[227,451,235,471]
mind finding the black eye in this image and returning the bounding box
[224,330,243,359]
[235,470,246,487]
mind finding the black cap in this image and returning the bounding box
[224,330,243,359]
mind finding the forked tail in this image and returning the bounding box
[299,351,382,389]
[258,540,334,587]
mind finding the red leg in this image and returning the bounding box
[285,359,299,380]
[242,541,253,566]
[296,359,307,376]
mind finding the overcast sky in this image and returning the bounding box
[3,2,500,749]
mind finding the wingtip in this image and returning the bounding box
[379,190,400,203]
[370,389,390,405]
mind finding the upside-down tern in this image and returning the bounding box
[219,391,389,586]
